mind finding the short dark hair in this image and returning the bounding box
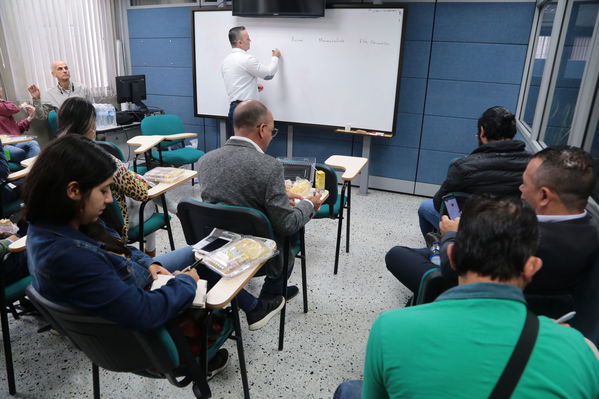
[57,97,96,137]
[478,106,516,141]
[533,146,595,211]
[453,196,538,281]
[23,135,116,224]
[233,100,268,130]
[228,26,246,46]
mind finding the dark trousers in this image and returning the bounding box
[3,251,29,286]
[385,246,436,294]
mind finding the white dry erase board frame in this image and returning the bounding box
[191,5,406,135]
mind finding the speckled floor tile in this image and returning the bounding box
[0,184,427,398]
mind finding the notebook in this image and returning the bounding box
[150,275,207,308]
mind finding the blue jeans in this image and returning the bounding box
[418,199,440,238]
[6,141,41,163]
[152,246,258,312]
[333,380,363,399]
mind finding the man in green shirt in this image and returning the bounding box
[335,196,599,399]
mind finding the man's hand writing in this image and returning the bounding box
[272,48,281,58]
[258,83,264,92]
[175,268,199,282]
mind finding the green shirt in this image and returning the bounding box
[363,283,599,399]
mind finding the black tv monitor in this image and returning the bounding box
[115,74,147,110]
[233,0,325,17]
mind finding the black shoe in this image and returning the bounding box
[246,296,285,331]
[424,232,441,248]
[207,348,229,380]
[259,285,299,301]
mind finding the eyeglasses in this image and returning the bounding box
[256,123,278,138]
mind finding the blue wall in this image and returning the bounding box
[127,1,535,192]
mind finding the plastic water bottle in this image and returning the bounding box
[429,241,441,266]
[93,104,101,129]
[107,104,116,127]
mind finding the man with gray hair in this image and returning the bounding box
[198,100,323,327]
[222,26,281,136]
[27,60,93,119]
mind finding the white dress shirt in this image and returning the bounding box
[221,48,279,103]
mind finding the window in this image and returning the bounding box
[521,2,557,129]
[0,0,119,102]
[542,1,599,146]
[517,0,599,203]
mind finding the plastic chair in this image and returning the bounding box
[177,198,308,351]
[95,141,174,251]
[312,163,349,274]
[47,110,58,138]
[414,268,456,305]
[25,285,224,399]
[140,115,204,184]
[1,259,33,395]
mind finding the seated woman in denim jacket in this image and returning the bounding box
[24,135,283,334]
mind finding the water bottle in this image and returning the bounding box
[93,104,101,129]
[429,241,441,266]
[107,104,116,127]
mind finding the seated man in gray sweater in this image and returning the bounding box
[197,100,323,306]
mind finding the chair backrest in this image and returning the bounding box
[48,110,58,138]
[177,198,274,245]
[316,163,339,214]
[25,285,180,374]
[415,268,456,305]
[95,140,126,162]
[141,114,184,136]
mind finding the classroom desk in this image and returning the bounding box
[127,133,197,155]
[325,155,368,182]
[7,156,36,181]
[0,135,36,145]
[136,169,197,252]
[20,156,36,168]
[8,235,26,253]
[96,122,141,134]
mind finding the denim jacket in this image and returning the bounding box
[28,222,196,330]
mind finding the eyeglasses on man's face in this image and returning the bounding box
[257,123,278,138]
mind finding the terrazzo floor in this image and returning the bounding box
[0,183,426,398]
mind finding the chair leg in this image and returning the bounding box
[138,202,147,252]
[1,307,16,395]
[278,240,290,351]
[92,363,100,399]
[300,229,308,314]
[190,162,195,186]
[8,303,19,320]
[345,182,351,253]
[160,194,176,250]
[231,299,250,399]
[333,206,344,275]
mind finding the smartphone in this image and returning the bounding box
[444,195,461,220]
[198,237,230,253]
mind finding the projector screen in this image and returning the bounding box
[192,6,405,134]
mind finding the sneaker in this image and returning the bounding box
[246,296,285,331]
[259,285,299,302]
[424,232,441,248]
[207,348,229,380]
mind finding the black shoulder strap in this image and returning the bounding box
[489,309,539,399]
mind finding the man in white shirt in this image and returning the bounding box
[222,26,281,136]
[27,60,93,119]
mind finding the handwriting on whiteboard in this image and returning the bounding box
[290,37,389,46]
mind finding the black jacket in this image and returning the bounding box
[433,140,531,211]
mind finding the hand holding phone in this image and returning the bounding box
[444,195,461,220]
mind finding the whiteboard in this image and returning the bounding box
[192,7,404,134]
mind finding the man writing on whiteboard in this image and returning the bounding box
[222,26,281,137]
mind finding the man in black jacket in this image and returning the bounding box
[417,106,531,238]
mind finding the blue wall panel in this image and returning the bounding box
[128,7,193,38]
[130,38,193,68]
[132,66,193,97]
[390,112,422,148]
[398,77,427,115]
[434,3,535,44]
[402,40,431,79]
[421,115,478,154]
[416,149,466,184]
[370,144,418,181]
[403,3,435,41]
[425,80,520,119]
[429,42,527,84]
[144,94,197,125]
